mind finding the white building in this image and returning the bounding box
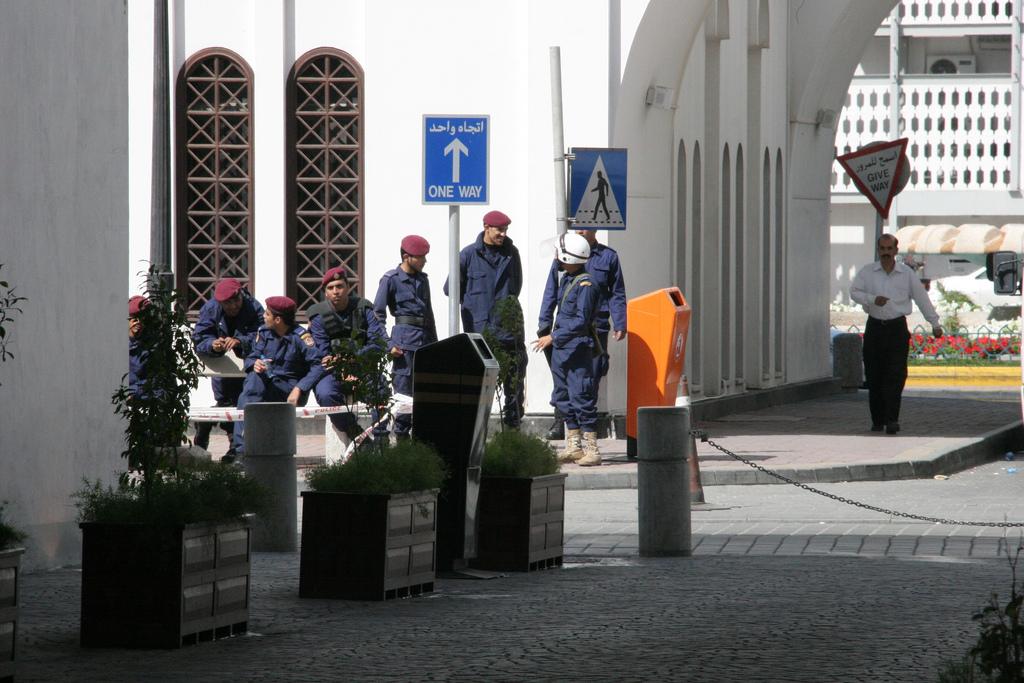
[831,0,1024,302]
[2,0,903,569]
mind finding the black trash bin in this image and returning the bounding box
[412,333,498,572]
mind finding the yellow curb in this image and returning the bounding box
[907,365,1020,387]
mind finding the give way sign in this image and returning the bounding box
[836,138,909,219]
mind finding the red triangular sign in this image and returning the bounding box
[836,138,908,219]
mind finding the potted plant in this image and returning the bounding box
[472,430,567,572]
[0,502,26,681]
[300,438,446,600]
[75,266,270,649]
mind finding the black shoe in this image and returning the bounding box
[545,420,565,440]
[194,422,212,450]
[885,422,900,435]
[222,448,238,464]
[870,424,884,432]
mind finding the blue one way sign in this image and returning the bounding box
[423,115,489,205]
[569,147,627,230]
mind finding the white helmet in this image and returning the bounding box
[555,232,591,264]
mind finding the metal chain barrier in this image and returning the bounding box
[693,430,1024,528]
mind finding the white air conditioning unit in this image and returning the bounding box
[927,54,977,74]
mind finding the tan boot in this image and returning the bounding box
[559,428,584,463]
[577,431,602,467]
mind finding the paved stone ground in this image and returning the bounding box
[202,388,1023,489]
[14,458,1024,682]
[14,554,1008,682]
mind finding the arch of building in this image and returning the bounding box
[606,0,898,407]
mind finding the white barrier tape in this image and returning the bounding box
[189,393,413,423]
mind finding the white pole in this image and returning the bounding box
[550,47,569,235]
[449,204,460,336]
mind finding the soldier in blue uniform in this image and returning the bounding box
[532,233,602,466]
[538,229,627,440]
[228,296,323,461]
[127,295,149,398]
[443,209,526,428]
[308,264,390,449]
[192,277,265,457]
[373,235,437,438]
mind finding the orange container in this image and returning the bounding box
[625,288,691,450]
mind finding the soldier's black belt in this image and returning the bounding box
[395,315,425,327]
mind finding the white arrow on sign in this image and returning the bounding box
[444,138,469,183]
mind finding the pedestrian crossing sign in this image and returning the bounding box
[569,147,627,230]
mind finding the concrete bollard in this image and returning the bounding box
[637,406,692,557]
[832,333,864,389]
[324,419,351,465]
[244,402,297,552]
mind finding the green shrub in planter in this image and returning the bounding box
[481,429,560,478]
[306,438,447,494]
[76,267,270,648]
[75,460,271,526]
[300,439,446,600]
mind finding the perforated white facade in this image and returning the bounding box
[830,0,1024,303]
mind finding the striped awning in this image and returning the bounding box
[896,223,1024,254]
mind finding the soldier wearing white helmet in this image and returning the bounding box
[532,233,603,466]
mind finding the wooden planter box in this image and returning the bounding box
[80,517,251,649]
[299,490,437,600]
[472,473,566,572]
[0,547,24,683]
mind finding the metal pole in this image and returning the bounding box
[875,212,883,260]
[449,204,460,336]
[887,5,902,230]
[637,406,691,557]
[243,402,298,552]
[1012,1,1022,191]
[151,0,173,289]
[550,47,569,235]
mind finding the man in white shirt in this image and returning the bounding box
[850,234,943,434]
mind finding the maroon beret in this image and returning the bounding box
[483,210,511,227]
[321,265,351,288]
[214,277,243,302]
[401,234,430,256]
[265,296,297,316]
[128,295,149,317]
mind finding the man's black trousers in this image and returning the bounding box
[862,315,910,427]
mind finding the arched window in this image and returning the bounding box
[175,48,255,319]
[676,141,687,290]
[691,142,703,394]
[774,148,785,377]
[734,144,744,384]
[762,148,771,379]
[287,47,365,315]
[721,145,732,382]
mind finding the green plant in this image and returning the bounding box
[481,429,559,478]
[480,295,525,431]
[0,501,26,550]
[74,460,271,526]
[306,438,446,495]
[0,263,28,386]
[111,265,201,502]
[328,329,393,450]
[939,541,1024,682]
[76,265,268,524]
[936,282,981,332]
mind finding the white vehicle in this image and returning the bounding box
[931,267,1011,310]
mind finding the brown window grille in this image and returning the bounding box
[287,47,364,317]
[175,48,255,319]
